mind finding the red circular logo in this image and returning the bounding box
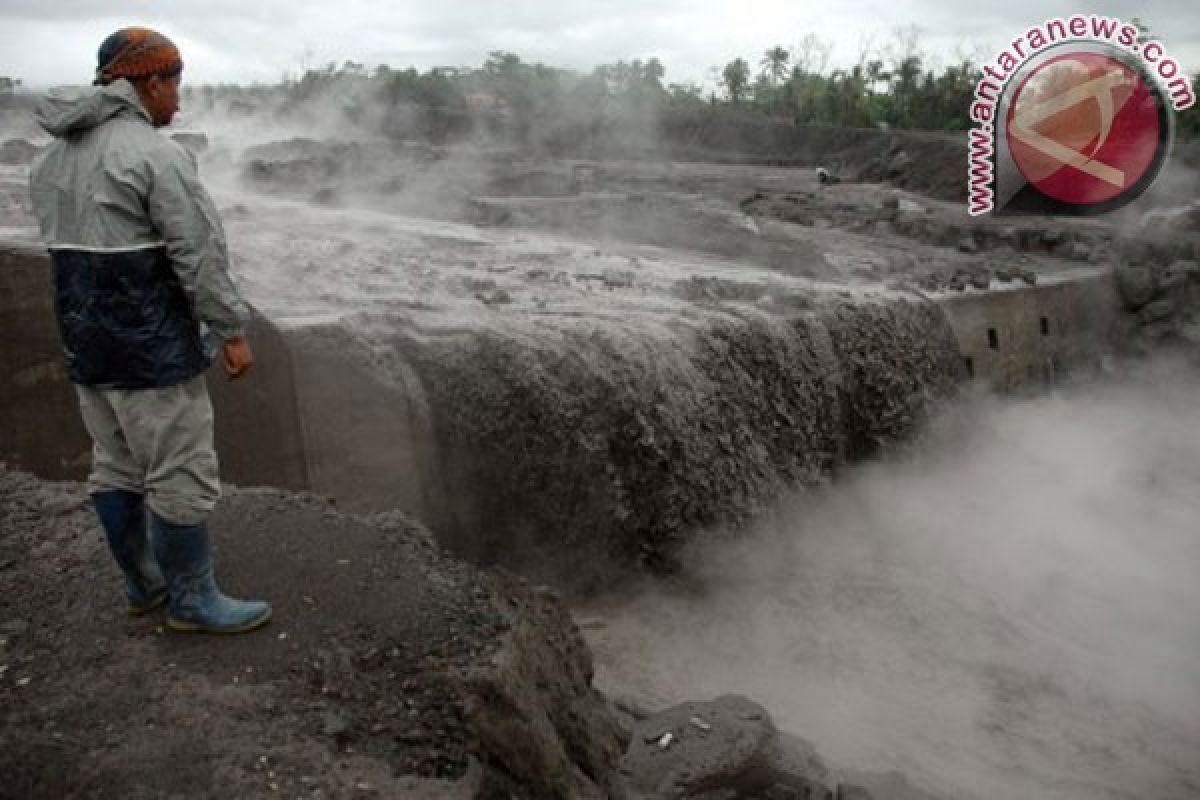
[1006,51,1162,207]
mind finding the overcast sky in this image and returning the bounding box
[1,0,1197,89]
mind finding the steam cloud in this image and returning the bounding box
[586,359,1200,800]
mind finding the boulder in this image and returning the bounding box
[619,695,833,799]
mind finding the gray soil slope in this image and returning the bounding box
[0,469,626,799]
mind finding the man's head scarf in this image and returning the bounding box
[95,27,183,86]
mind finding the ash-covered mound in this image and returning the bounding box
[0,469,626,799]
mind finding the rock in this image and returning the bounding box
[321,712,350,737]
[956,236,978,255]
[886,150,913,178]
[1115,262,1158,310]
[621,695,775,797]
[454,572,628,799]
[816,167,839,185]
[1139,297,1176,324]
[620,695,833,799]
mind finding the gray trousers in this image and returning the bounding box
[75,375,220,526]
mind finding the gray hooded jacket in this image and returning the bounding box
[29,79,248,389]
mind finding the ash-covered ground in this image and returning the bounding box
[2,101,1200,800]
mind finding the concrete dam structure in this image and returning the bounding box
[0,234,1128,583]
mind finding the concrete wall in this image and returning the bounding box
[0,244,312,489]
[936,271,1125,392]
[0,243,433,516]
[0,242,90,478]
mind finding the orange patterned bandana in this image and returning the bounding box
[95,27,183,85]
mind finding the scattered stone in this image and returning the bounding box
[956,236,978,255]
[321,712,350,738]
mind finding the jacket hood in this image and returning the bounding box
[35,79,151,137]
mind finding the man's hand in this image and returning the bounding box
[223,335,254,381]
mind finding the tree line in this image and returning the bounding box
[5,37,1197,142]
[180,41,1200,146]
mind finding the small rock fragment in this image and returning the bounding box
[322,712,350,737]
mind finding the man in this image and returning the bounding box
[29,27,271,633]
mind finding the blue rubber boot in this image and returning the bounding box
[150,514,272,634]
[92,490,167,615]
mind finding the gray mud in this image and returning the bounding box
[397,296,961,587]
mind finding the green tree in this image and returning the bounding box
[760,46,790,87]
[722,58,751,104]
